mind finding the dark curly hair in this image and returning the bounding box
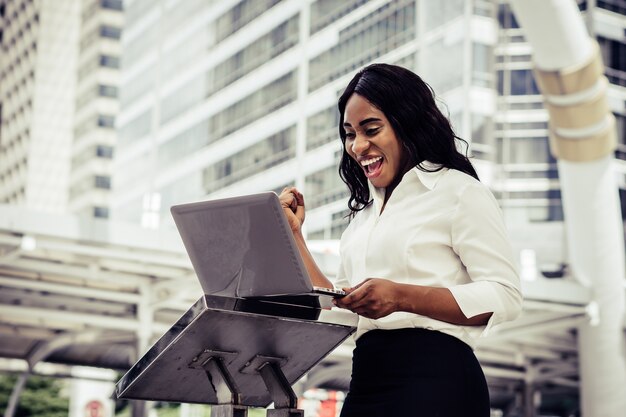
[338,63,478,215]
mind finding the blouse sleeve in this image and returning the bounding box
[448,182,523,334]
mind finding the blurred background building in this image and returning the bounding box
[1,0,626,416]
[110,0,626,269]
[70,0,123,219]
[1,0,625,246]
[0,0,123,219]
[0,1,80,213]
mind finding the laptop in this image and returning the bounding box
[170,192,346,301]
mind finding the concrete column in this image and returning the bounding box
[509,1,626,415]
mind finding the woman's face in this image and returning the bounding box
[343,93,406,189]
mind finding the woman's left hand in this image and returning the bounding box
[334,278,400,319]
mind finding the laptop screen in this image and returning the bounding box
[171,192,314,298]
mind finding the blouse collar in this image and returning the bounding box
[367,161,447,211]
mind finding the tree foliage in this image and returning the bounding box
[0,373,69,417]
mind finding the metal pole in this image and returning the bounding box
[3,372,29,417]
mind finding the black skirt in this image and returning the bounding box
[340,328,490,417]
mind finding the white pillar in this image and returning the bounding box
[558,157,626,416]
[69,367,117,417]
[509,1,626,416]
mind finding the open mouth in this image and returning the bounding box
[361,156,383,178]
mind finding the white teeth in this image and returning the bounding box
[360,156,383,167]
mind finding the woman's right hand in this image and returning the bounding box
[279,187,305,233]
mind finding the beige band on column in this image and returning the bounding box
[544,77,609,130]
[533,40,616,161]
[548,114,616,162]
[533,41,604,96]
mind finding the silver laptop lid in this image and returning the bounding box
[170,192,314,298]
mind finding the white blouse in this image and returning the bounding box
[334,164,523,349]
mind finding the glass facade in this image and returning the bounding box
[598,36,626,87]
[113,0,626,237]
[157,120,210,166]
[214,0,282,42]
[310,0,368,34]
[305,164,347,209]
[309,0,416,92]
[210,15,299,96]
[306,107,339,150]
[209,70,297,141]
[203,126,296,194]
[421,0,465,32]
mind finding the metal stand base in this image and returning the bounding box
[266,409,304,417]
[194,351,304,417]
[241,355,304,417]
[116,296,357,412]
[211,404,248,417]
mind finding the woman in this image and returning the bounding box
[280,63,522,417]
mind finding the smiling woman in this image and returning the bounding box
[278,63,522,417]
[337,64,480,216]
[342,95,407,201]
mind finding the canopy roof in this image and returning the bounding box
[0,204,608,404]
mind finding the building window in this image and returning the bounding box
[497,3,520,29]
[95,175,111,189]
[527,203,564,222]
[99,55,120,69]
[501,69,540,95]
[620,189,626,220]
[598,36,626,87]
[615,113,626,160]
[97,115,115,128]
[473,0,494,17]
[209,71,297,141]
[94,206,110,218]
[306,107,339,150]
[100,25,122,40]
[498,137,553,164]
[215,0,281,43]
[72,145,115,168]
[597,0,626,14]
[96,145,114,158]
[210,15,299,95]
[309,0,416,92]
[310,0,368,34]
[202,126,297,193]
[101,0,123,11]
[305,165,349,209]
[472,43,493,88]
[98,84,119,98]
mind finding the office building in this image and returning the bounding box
[0,0,123,218]
[70,0,123,219]
[0,0,81,213]
[113,0,626,245]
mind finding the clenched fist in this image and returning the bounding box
[278,187,306,233]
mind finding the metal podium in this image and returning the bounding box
[115,295,358,417]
